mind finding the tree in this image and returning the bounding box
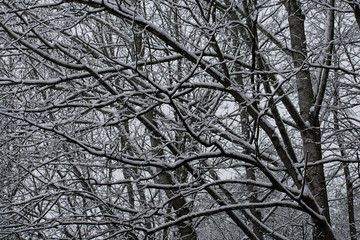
[0,0,359,239]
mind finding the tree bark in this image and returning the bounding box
[333,81,358,240]
[145,111,197,240]
[285,1,333,239]
[349,2,360,29]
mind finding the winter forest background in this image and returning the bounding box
[1,1,360,239]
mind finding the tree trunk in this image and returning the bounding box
[146,111,197,240]
[349,2,360,29]
[285,1,333,239]
[333,81,358,240]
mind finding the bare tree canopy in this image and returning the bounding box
[1,1,360,239]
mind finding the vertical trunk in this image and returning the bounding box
[245,167,264,240]
[333,83,358,240]
[239,73,264,240]
[130,4,196,235]
[145,111,197,240]
[349,3,360,29]
[120,124,136,209]
[285,1,333,239]
[344,164,357,240]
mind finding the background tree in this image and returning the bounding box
[1,0,359,239]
